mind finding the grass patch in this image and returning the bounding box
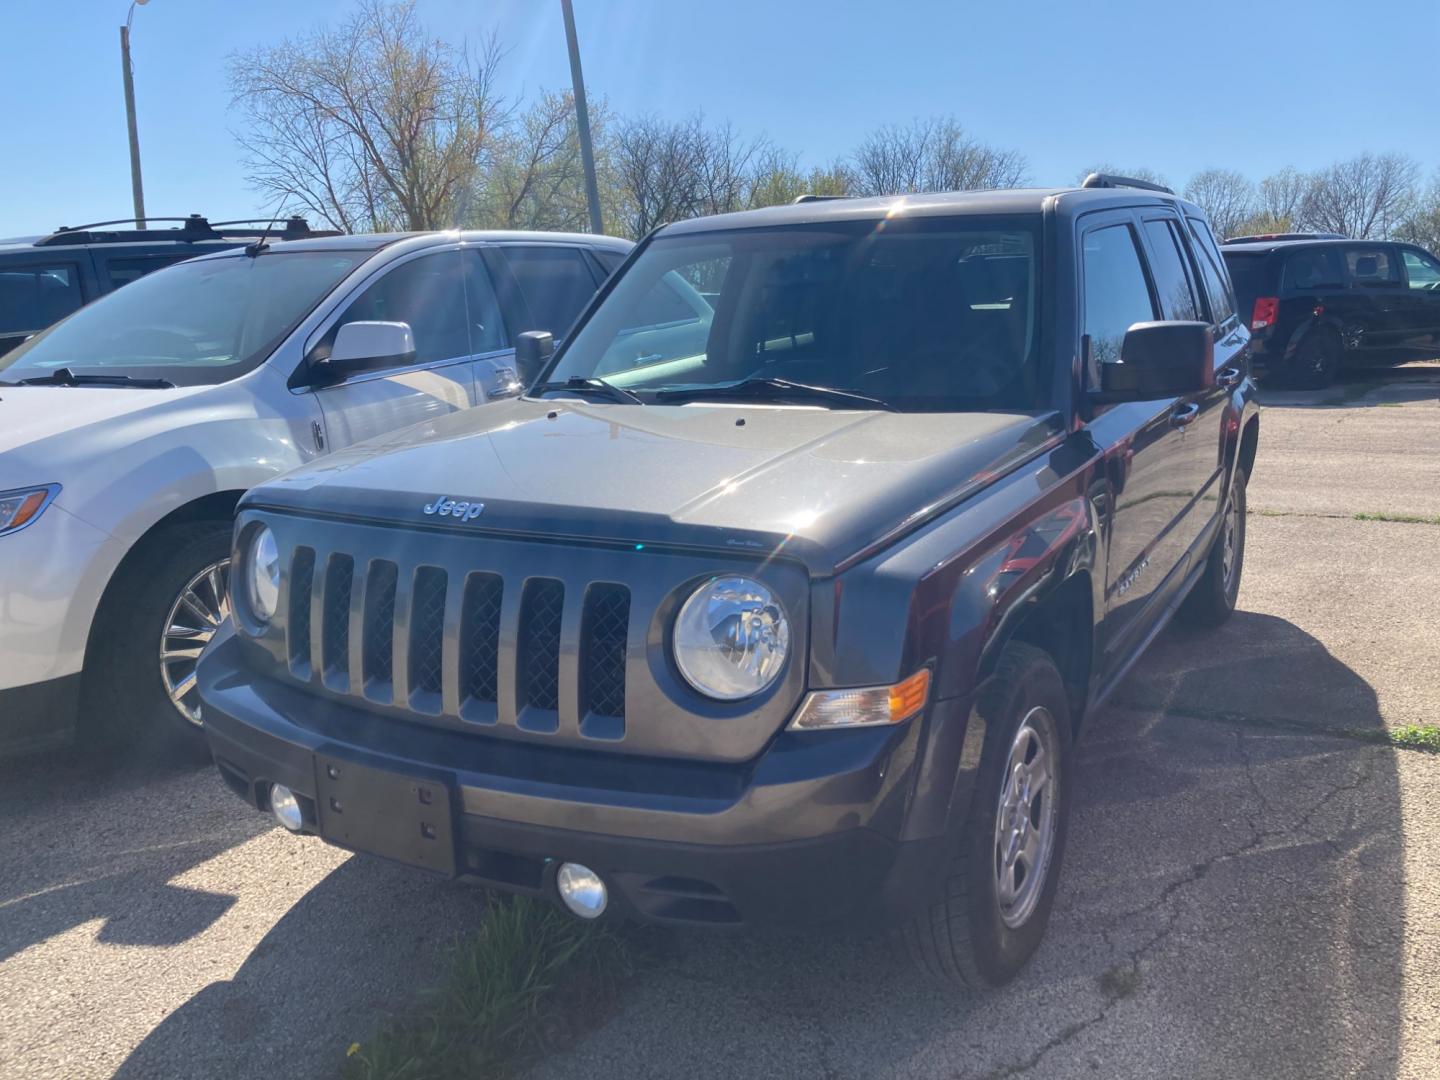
[342,897,635,1080]
[1353,511,1440,526]
[1385,726,1440,753]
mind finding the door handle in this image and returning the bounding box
[1170,402,1200,428]
[1216,366,1243,389]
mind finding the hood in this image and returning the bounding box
[252,398,1063,573]
[0,384,209,457]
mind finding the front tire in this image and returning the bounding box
[904,642,1074,987]
[83,521,232,750]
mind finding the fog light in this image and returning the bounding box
[556,862,608,919]
[270,783,303,832]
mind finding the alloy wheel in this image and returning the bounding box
[159,558,230,726]
[993,705,1061,929]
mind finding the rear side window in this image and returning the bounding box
[1222,253,1268,316]
[1281,248,1345,291]
[0,263,84,336]
[1185,217,1236,324]
[1346,247,1400,288]
[104,255,187,289]
[1141,219,1203,321]
[1402,249,1440,289]
[1082,223,1156,367]
[501,246,599,339]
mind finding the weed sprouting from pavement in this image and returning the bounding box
[1353,511,1440,526]
[342,897,635,1080]
[1385,726,1440,753]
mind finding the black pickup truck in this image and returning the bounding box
[198,176,1259,987]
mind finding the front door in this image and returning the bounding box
[311,248,478,451]
[1398,246,1440,358]
[1079,214,1204,673]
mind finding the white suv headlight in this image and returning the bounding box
[246,525,281,622]
[673,576,789,700]
[0,484,60,537]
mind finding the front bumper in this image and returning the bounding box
[198,628,974,926]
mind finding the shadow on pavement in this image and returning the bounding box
[0,737,262,965]
[106,611,1405,1080]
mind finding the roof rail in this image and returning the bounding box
[1080,172,1175,196]
[1222,232,1346,245]
[791,194,853,204]
[33,214,336,248]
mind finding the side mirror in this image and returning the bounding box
[515,330,554,384]
[315,321,416,382]
[1098,321,1214,400]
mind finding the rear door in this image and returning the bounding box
[1397,246,1440,358]
[1340,243,1410,357]
[308,247,478,451]
[495,244,604,343]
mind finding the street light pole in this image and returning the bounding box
[121,0,149,228]
[560,0,603,236]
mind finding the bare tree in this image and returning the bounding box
[481,90,595,231]
[610,114,707,237]
[1183,169,1256,238]
[695,121,766,216]
[230,0,507,232]
[1256,166,1308,227]
[853,118,1028,196]
[1298,152,1420,239]
[1395,171,1440,253]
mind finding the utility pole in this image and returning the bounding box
[121,1,149,227]
[561,0,603,235]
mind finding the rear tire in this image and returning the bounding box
[1178,465,1247,629]
[1292,328,1341,388]
[903,642,1073,987]
[82,521,232,753]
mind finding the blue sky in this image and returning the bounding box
[3,0,1436,236]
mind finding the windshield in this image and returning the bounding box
[0,250,368,387]
[544,214,1046,412]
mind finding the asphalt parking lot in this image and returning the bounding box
[2,364,1438,1080]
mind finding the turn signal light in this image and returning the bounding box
[788,668,932,730]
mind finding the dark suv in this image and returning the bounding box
[1222,237,1440,386]
[197,177,1259,986]
[0,215,332,356]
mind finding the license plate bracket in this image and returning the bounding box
[314,755,456,876]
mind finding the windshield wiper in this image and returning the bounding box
[654,376,897,412]
[11,367,175,389]
[532,376,644,405]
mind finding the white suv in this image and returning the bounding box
[0,229,630,754]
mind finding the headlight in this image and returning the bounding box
[246,526,280,622]
[0,484,60,536]
[673,576,789,700]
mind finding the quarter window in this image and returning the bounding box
[329,251,471,366]
[501,246,599,340]
[1282,248,1345,291]
[1083,223,1156,368]
[1400,250,1440,289]
[0,263,84,337]
[1141,220,1203,321]
[1345,248,1399,287]
[1185,217,1236,324]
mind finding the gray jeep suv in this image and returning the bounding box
[198,177,1260,985]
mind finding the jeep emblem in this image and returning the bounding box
[422,495,484,521]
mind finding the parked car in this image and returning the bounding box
[0,215,335,356]
[197,178,1259,986]
[0,228,631,755]
[1222,237,1440,386]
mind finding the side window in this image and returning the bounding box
[1401,249,1440,289]
[1082,223,1157,368]
[594,249,626,277]
[329,250,470,366]
[501,246,599,340]
[1281,248,1345,291]
[1185,217,1236,324]
[1141,219,1203,321]
[0,263,84,336]
[104,255,187,289]
[461,251,507,353]
[1346,247,1400,288]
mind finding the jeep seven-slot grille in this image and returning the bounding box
[284,556,630,737]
